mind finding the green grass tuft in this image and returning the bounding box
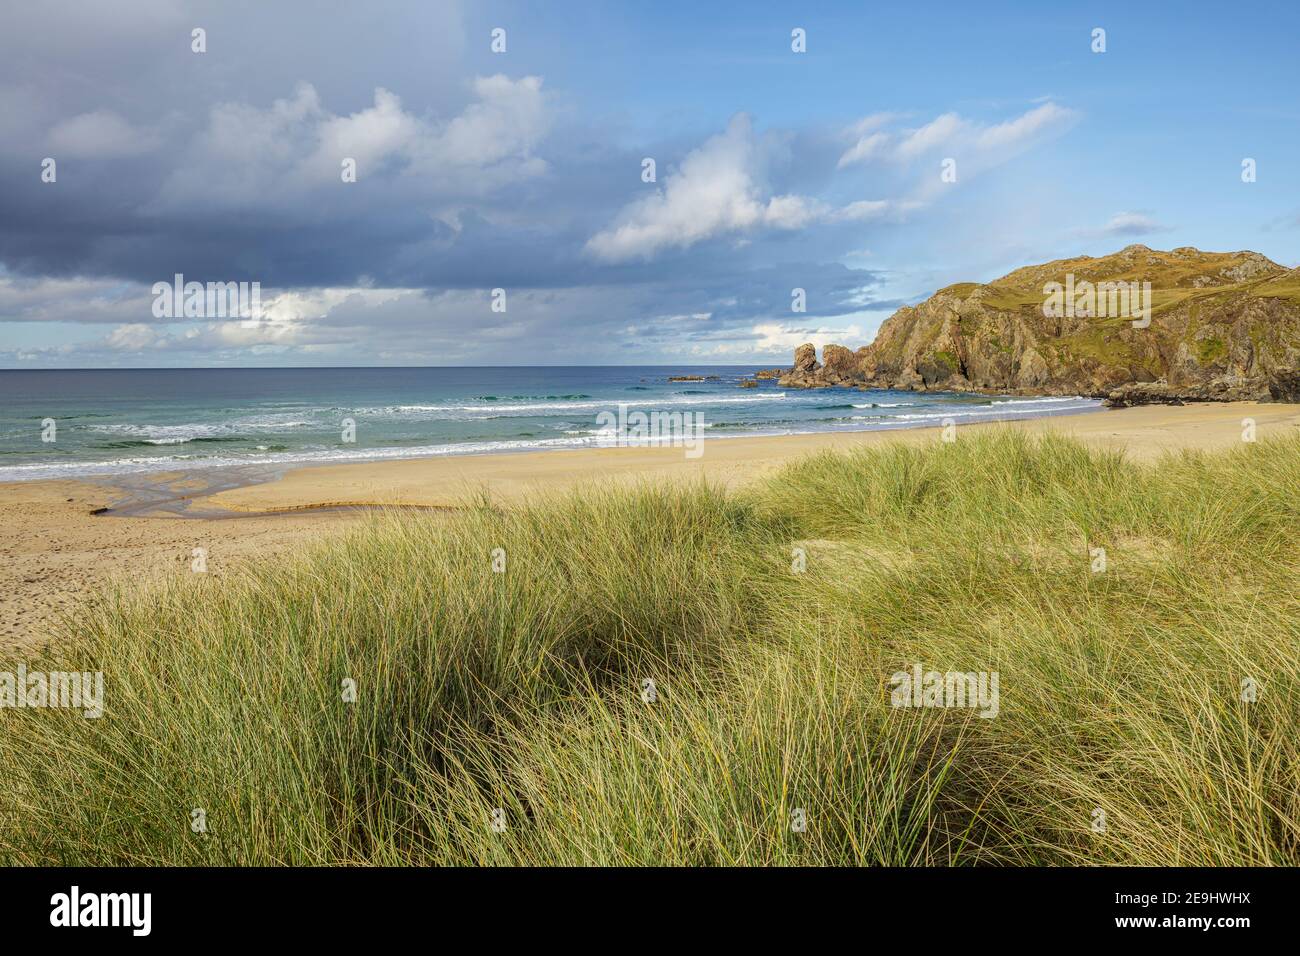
[2,430,1297,865]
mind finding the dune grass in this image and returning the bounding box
[1,428,1297,865]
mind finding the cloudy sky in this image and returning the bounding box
[1,0,1297,367]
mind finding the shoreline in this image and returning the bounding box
[3,402,1298,650]
[96,402,1111,515]
[0,394,1104,487]
[202,401,1299,512]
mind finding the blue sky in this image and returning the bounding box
[1,0,1297,367]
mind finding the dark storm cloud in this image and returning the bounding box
[0,1,917,366]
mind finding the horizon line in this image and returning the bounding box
[0,362,790,372]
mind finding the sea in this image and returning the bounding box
[0,367,1102,483]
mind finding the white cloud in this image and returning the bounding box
[47,109,158,157]
[421,74,549,169]
[587,114,897,262]
[585,115,800,261]
[585,103,1076,264]
[894,113,966,161]
[308,87,420,180]
[1086,210,1170,238]
[105,323,160,350]
[974,102,1074,150]
[837,102,1077,171]
[836,131,890,168]
[0,274,151,324]
[307,74,550,186]
[845,113,896,137]
[832,199,919,223]
[157,75,550,207]
[101,312,316,353]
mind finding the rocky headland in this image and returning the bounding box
[775,245,1300,405]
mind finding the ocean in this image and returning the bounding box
[0,367,1102,482]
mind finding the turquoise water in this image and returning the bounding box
[0,367,1101,482]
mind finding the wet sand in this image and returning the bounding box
[3,402,1298,649]
[0,479,359,653]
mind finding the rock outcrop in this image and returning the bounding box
[791,343,819,375]
[778,245,1300,402]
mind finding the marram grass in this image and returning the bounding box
[1,429,1297,865]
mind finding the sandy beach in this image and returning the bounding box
[4,402,1298,650]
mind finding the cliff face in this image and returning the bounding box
[779,245,1300,402]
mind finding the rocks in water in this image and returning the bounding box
[820,344,860,382]
[753,368,784,379]
[738,379,758,388]
[781,343,831,388]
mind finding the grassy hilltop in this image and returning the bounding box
[2,430,1298,865]
[781,246,1300,401]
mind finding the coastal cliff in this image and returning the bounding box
[778,245,1300,403]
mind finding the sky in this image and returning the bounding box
[1,0,1297,368]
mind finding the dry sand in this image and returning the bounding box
[3,402,1298,650]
